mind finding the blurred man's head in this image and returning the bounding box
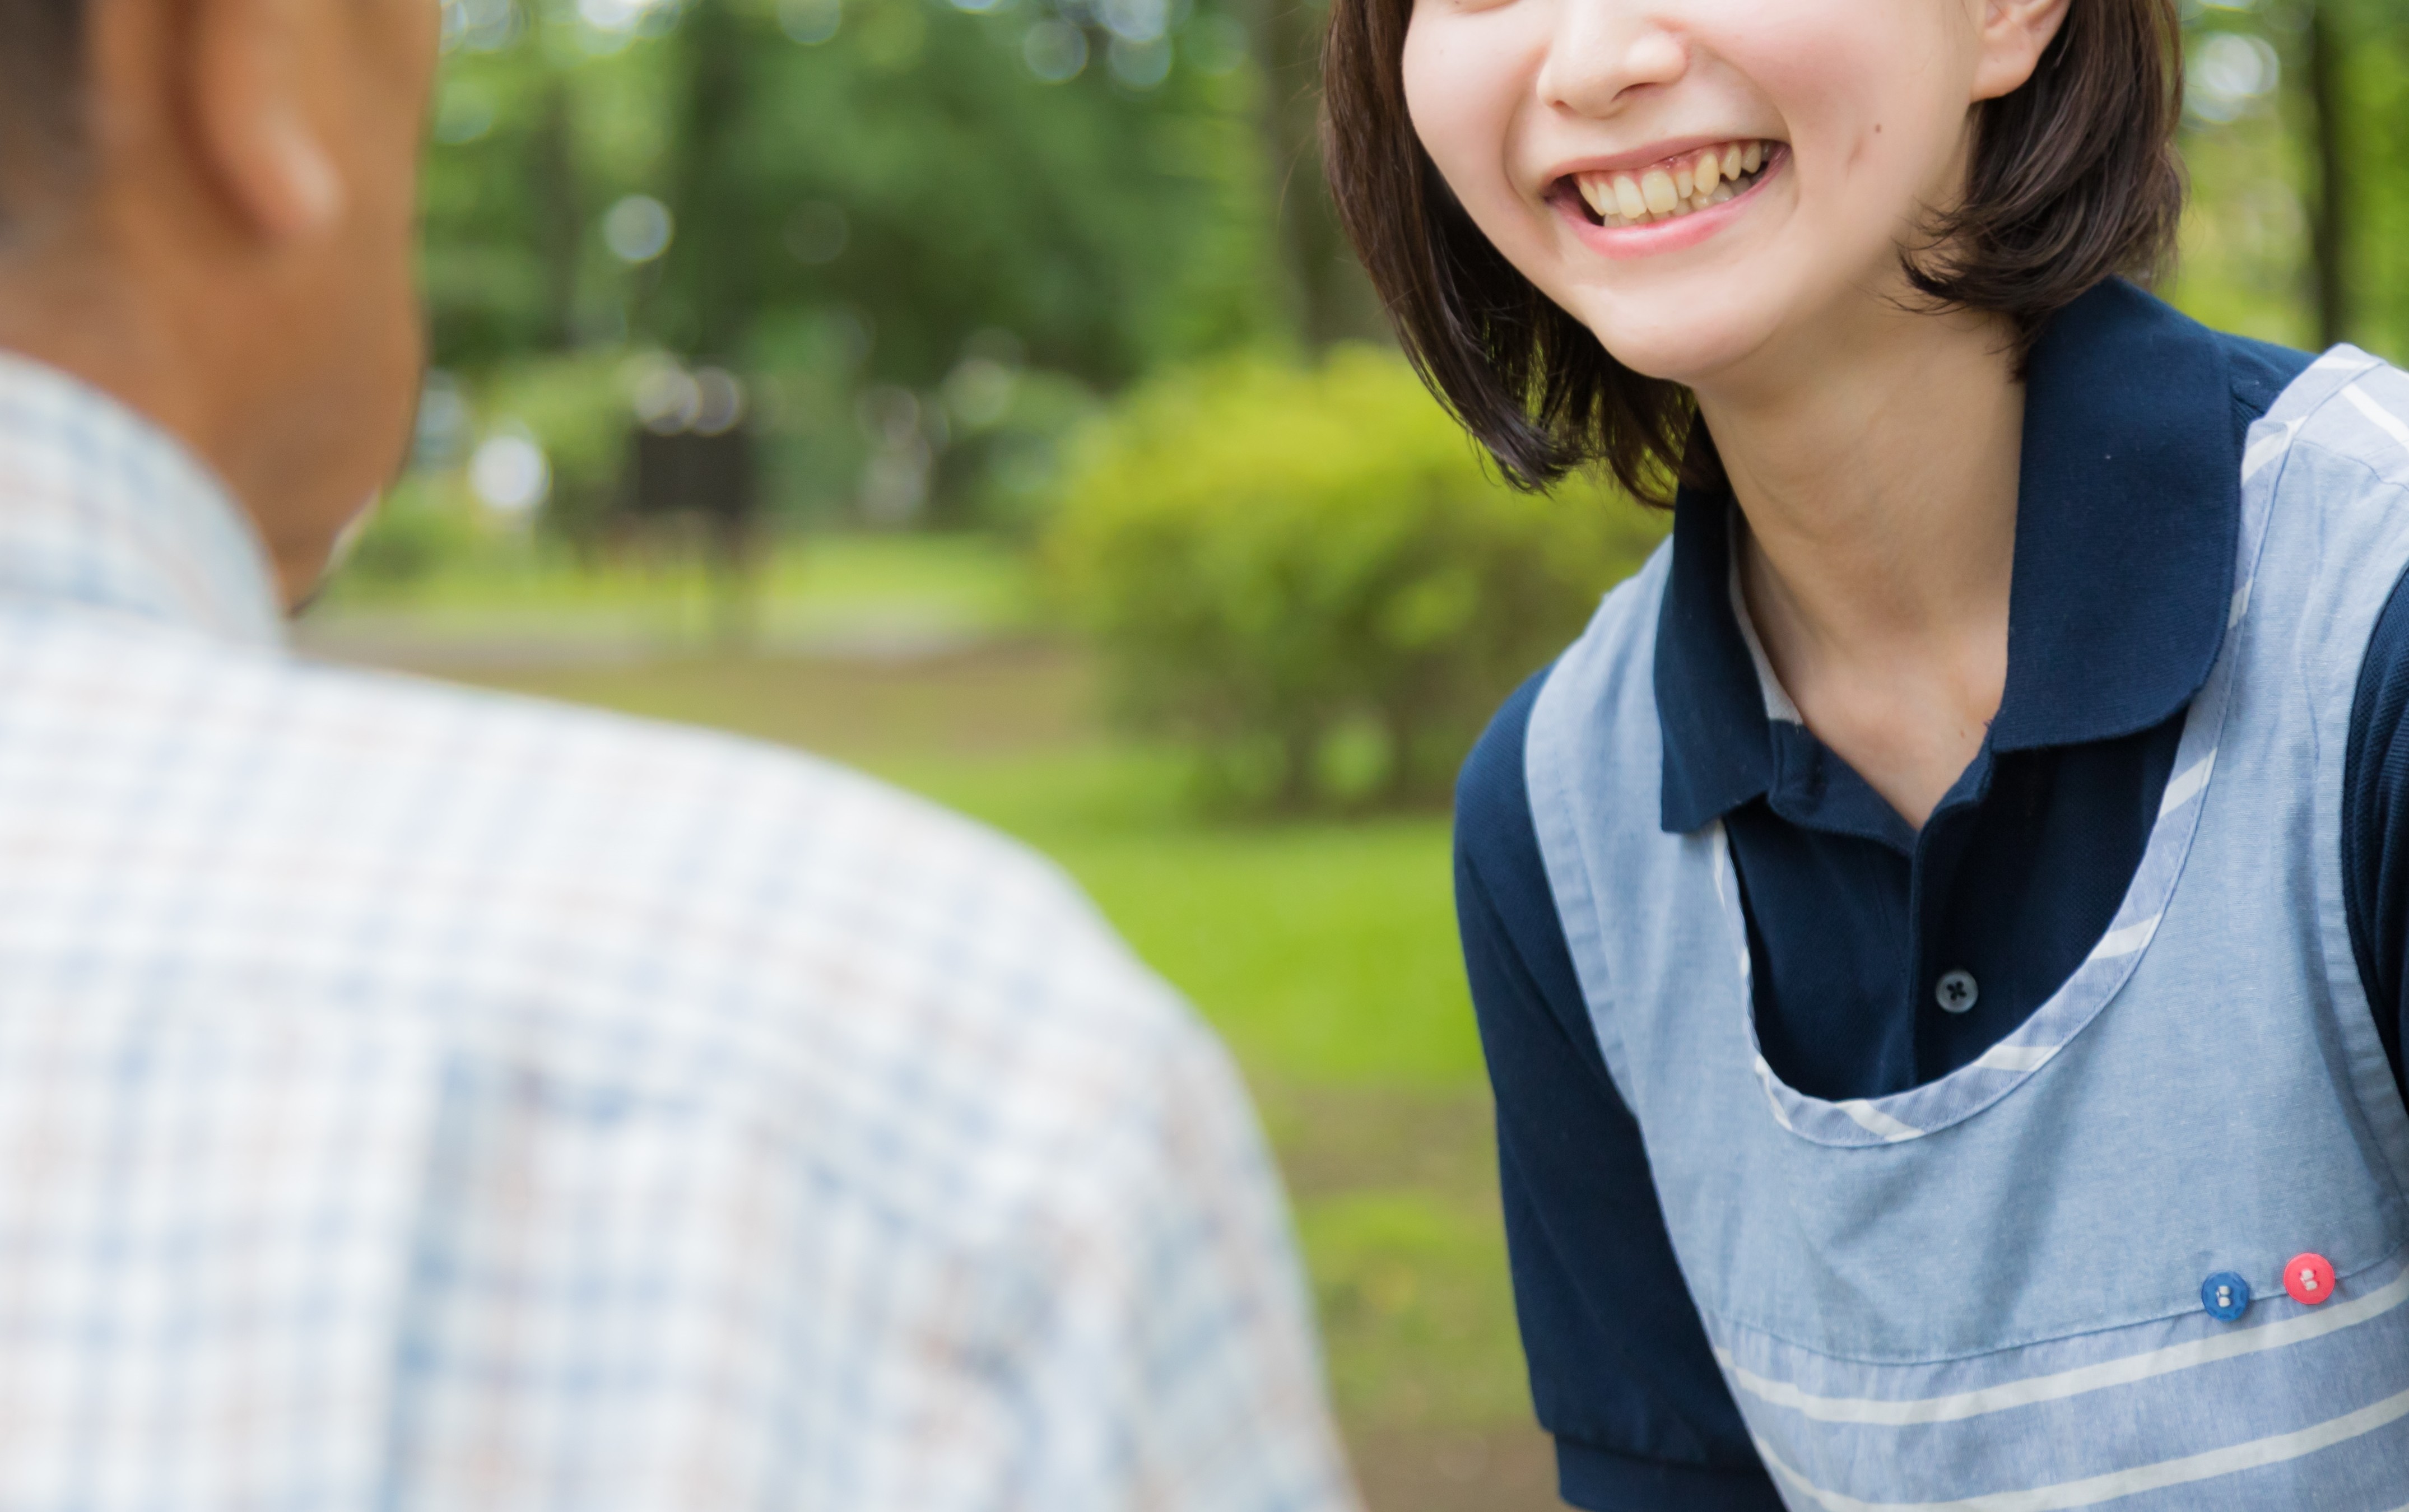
[0,0,438,603]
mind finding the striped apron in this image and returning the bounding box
[1526,348,2409,1510]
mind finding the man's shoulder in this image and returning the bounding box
[0,611,1199,1127]
[271,642,1076,916]
[262,635,1095,942]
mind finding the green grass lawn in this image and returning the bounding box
[313,533,1040,655]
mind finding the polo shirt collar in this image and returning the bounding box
[1656,279,2240,834]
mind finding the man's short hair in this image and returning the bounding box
[0,0,89,238]
[1322,0,2187,502]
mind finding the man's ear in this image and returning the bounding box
[186,0,345,240]
[1970,0,2073,104]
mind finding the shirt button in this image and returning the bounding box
[2201,1271,2251,1322]
[1936,970,1980,1015]
[2284,1252,2337,1306]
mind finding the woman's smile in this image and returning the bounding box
[1401,0,2001,388]
[1547,139,1789,259]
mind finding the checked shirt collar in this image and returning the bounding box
[0,351,285,653]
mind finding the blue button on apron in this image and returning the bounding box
[2202,1271,2251,1322]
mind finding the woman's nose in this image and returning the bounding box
[1534,4,1690,118]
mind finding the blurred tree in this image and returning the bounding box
[421,0,1309,527]
[424,0,1286,387]
[655,0,756,361]
[2304,0,2348,346]
[2273,0,2409,355]
[2328,0,2409,361]
[531,80,585,348]
[2169,0,2406,357]
[1250,0,1383,349]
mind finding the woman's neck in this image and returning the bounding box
[1695,304,2025,830]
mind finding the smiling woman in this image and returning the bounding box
[1314,0,2409,1508]
[1321,0,2184,501]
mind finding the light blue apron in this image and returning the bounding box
[1526,348,2409,1510]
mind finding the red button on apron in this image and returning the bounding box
[2284,1252,2336,1306]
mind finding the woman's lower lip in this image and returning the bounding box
[1555,147,1786,260]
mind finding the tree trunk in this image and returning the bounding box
[1253,0,1386,351]
[533,81,583,351]
[665,1,755,361]
[1276,721,1320,812]
[2306,0,2350,348]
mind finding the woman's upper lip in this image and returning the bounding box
[1540,133,1781,184]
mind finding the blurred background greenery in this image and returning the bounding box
[301,0,2409,1504]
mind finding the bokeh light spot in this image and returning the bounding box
[603,196,675,264]
[1023,21,1089,83]
[469,432,551,516]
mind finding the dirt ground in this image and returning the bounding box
[1348,1426,1561,1510]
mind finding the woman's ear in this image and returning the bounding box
[1970,0,2073,104]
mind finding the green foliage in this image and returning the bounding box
[422,0,1278,384]
[2325,2,2409,356]
[480,351,640,545]
[421,0,1278,531]
[332,353,638,594]
[661,0,1276,381]
[1047,350,1664,811]
[2168,0,2409,358]
[933,365,1105,533]
[340,478,488,591]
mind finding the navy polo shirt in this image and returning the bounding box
[1455,281,2409,1509]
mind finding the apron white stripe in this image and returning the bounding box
[1836,1100,1923,1143]
[1753,1384,2409,1512]
[1970,1041,2058,1074]
[2158,751,2216,816]
[1754,1057,1798,1132]
[1718,1267,2409,1426]
[2241,421,2298,482]
[2089,913,2161,962]
[2345,383,2409,458]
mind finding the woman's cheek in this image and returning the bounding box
[1402,18,1537,251]
[1716,3,1966,234]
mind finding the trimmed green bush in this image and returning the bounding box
[1048,348,1664,812]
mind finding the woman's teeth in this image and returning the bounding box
[1574,141,1771,229]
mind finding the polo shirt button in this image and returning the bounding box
[2201,1271,2250,1321]
[2284,1253,2337,1306]
[1936,970,1979,1015]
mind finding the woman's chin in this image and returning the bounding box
[1577,315,1767,392]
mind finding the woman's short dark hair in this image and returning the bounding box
[1323,0,2187,501]
[0,0,89,236]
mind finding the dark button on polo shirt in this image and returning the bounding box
[1653,280,2277,1098]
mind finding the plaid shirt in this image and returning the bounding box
[0,353,1356,1512]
